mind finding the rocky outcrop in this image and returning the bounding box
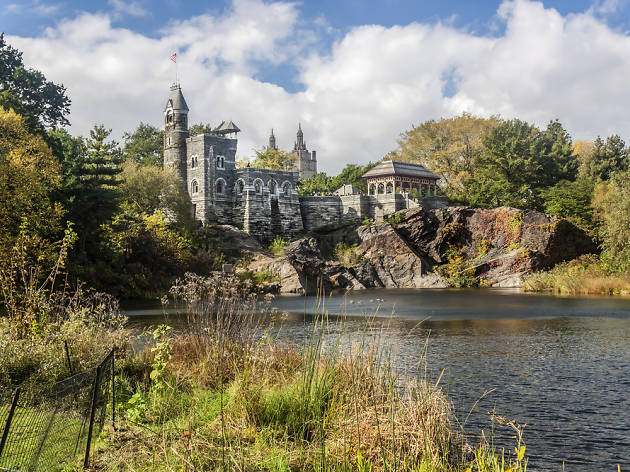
[395,206,597,287]
[352,223,448,289]
[242,206,596,293]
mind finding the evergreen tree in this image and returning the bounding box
[466,119,540,208]
[533,120,578,188]
[72,125,123,257]
[122,122,164,166]
[582,135,630,181]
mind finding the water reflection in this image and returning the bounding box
[122,289,630,471]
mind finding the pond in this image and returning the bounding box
[123,288,630,471]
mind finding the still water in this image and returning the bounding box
[123,288,630,471]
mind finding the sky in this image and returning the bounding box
[3,0,630,173]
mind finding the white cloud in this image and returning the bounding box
[7,0,630,173]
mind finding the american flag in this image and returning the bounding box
[170,53,177,63]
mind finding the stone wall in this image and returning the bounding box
[300,194,449,231]
[235,167,303,243]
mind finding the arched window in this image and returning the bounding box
[191,155,198,168]
[191,180,199,194]
[166,111,173,123]
[216,156,225,169]
[377,183,384,194]
[282,182,291,196]
[216,180,224,194]
[236,180,244,194]
[268,180,277,195]
[166,137,171,145]
[254,179,262,194]
[386,182,393,194]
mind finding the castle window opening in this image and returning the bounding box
[216,179,224,194]
[191,155,198,168]
[236,180,244,194]
[167,112,173,123]
[216,156,225,169]
[254,179,262,194]
[269,180,277,195]
[191,180,199,194]
[166,137,171,145]
[283,183,291,196]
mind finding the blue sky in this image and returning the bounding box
[3,0,630,172]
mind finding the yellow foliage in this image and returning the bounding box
[0,107,64,260]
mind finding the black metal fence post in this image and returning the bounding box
[84,365,102,468]
[0,388,20,458]
[64,340,74,377]
[111,350,115,431]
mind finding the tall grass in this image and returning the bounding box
[524,254,630,295]
[96,274,529,471]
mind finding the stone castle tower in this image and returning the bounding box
[292,124,317,180]
[163,84,189,181]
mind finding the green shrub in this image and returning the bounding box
[333,242,362,267]
[269,236,290,256]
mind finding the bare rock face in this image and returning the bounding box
[241,206,596,293]
[353,223,448,288]
[395,206,597,287]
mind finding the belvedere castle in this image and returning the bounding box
[163,84,447,242]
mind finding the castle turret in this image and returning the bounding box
[268,129,277,151]
[294,123,305,151]
[163,84,189,181]
[291,123,317,179]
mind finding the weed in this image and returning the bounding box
[269,236,290,256]
[333,242,362,267]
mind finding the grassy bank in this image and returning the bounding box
[523,255,630,296]
[91,273,527,472]
[1,270,529,471]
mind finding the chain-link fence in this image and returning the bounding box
[0,349,115,471]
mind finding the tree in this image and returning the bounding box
[251,148,297,171]
[592,171,630,271]
[464,119,578,209]
[189,122,215,136]
[573,140,595,175]
[581,135,630,181]
[297,172,335,196]
[297,163,378,196]
[330,163,377,193]
[532,120,578,187]
[539,177,594,229]
[390,113,500,200]
[123,123,164,166]
[71,125,123,256]
[118,161,193,229]
[466,119,540,208]
[0,108,64,262]
[0,34,70,133]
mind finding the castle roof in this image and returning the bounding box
[165,85,188,111]
[214,120,241,135]
[362,160,439,180]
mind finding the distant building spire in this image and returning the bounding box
[268,128,277,150]
[295,123,305,150]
